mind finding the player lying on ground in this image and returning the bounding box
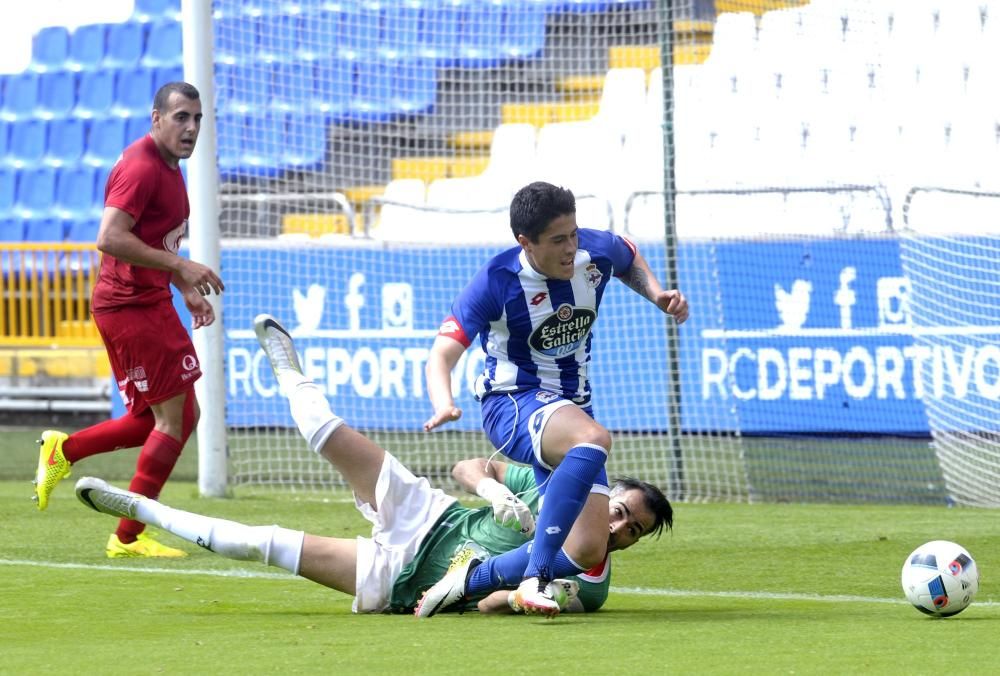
[74,314,673,614]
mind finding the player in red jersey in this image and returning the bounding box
[32,82,224,558]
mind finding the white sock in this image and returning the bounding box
[136,500,304,574]
[286,379,344,454]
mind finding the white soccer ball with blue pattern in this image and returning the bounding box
[901,540,979,617]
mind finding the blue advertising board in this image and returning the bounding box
[114,237,1000,435]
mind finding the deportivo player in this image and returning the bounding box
[73,313,673,614]
[32,82,224,558]
[420,181,687,616]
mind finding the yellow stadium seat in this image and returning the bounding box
[552,100,601,122]
[448,155,490,178]
[392,156,452,182]
[282,213,352,238]
[715,0,808,14]
[449,130,494,151]
[501,102,556,126]
[557,74,605,99]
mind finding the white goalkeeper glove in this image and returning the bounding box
[476,477,535,536]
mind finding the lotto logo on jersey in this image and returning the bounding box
[529,304,596,358]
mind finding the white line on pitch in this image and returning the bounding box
[2,558,994,607]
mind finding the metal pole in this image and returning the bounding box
[182,0,227,497]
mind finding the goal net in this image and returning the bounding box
[203,0,999,504]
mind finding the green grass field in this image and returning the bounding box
[2,428,1000,674]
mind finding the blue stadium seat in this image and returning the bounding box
[16,167,57,217]
[83,117,127,168]
[0,217,23,241]
[104,22,146,68]
[7,119,47,168]
[503,0,547,59]
[218,62,271,114]
[240,114,284,175]
[350,59,397,121]
[380,1,423,58]
[133,0,181,22]
[153,65,184,91]
[0,120,10,158]
[456,0,505,67]
[67,24,107,72]
[113,67,155,117]
[420,0,460,64]
[257,12,297,62]
[281,114,326,172]
[74,69,116,119]
[23,217,65,242]
[36,71,77,119]
[270,62,312,113]
[339,2,381,59]
[31,26,71,73]
[215,17,259,65]
[142,20,183,68]
[216,114,243,179]
[95,165,113,198]
[55,165,99,219]
[45,117,86,167]
[1,72,41,122]
[126,115,150,145]
[312,58,353,117]
[295,9,337,61]
[0,168,16,216]
[394,58,437,114]
[65,217,100,243]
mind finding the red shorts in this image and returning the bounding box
[94,299,201,415]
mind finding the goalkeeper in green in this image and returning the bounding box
[74,314,673,614]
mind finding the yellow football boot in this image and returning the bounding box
[106,532,188,558]
[33,430,71,510]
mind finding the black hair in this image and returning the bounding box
[611,477,673,538]
[153,81,200,112]
[509,181,576,242]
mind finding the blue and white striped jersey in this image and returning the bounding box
[438,229,637,404]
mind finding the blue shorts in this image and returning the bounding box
[481,389,601,493]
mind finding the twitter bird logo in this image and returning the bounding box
[774,279,812,331]
[292,284,326,336]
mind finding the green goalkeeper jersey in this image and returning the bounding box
[389,466,611,613]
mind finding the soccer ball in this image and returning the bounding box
[900,540,979,617]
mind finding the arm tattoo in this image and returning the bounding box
[620,264,653,301]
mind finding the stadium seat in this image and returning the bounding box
[257,12,298,62]
[426,176,510,243]
[36,71,77,120]
[338,3,381,60]
[240,114,284,175]
[380,1,423,58]
[142,20,184,68]
[393,58,437,114]
[0,217,23,241]
[65,217,100,242]
[479,122,537,198]
[217,62,271,114]
[311,57,353,117]
[0,120,10,158]
[281,114,327,172]
[153,65,184,90]
[535,121,620,229]
[216,114,243,179]
[45,117,87,167]
[7,119,47,168]
[1,72,41,122]
[55,165,99,219]
[703,11,758,70]
[456,0,505,67]
[83,116,127,168]
[350,59,396,120]
[270,61,312,113]
[0,168,17,215]
[16,167,57,217]
[593,68,647,142]
[126,115,150,145]
[419,0,460,63]
[66,24,108,71]
[74,69,116,118]
[104,22,146,68]
[215,17,259,65]
[112,67,155,117]
[23,217,65,242]
[372,178,427,240]
[501,0,547,60]
[31,26,71,73]
[295,9,338,61]
[133,0,181,22]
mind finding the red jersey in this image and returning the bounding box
[92,134,190,313]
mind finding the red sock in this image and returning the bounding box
[115,430,183,544]
[62,411,155,464]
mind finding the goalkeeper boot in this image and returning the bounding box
[254,313,303,376]
[414,546,482,618]
[106,532,187,559]
[32,430,71,510]
[513,577,562,618]
[76,477,143,520]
